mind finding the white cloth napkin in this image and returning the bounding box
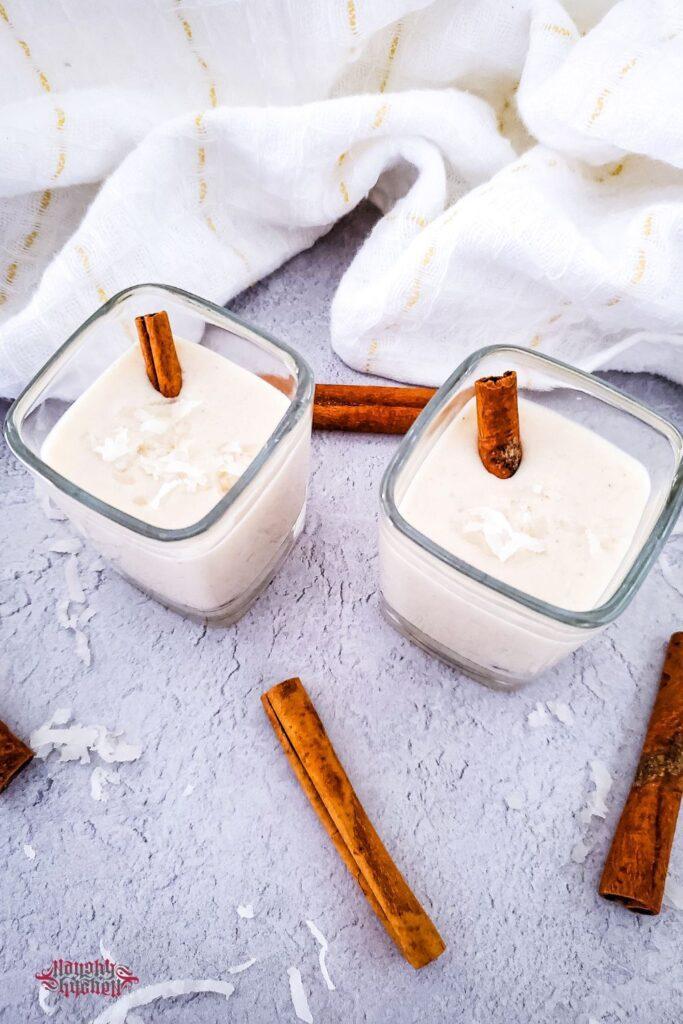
[1,0,682,397]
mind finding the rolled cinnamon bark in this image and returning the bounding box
[262,678,445,968]
[474,370,522,478]
[313,384,436,434]
[0,720,33,794]
[599,632,683,914]
[135,310,182,398]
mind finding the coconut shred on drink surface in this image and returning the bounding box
[398,398,651,611]
[41,338,290,528]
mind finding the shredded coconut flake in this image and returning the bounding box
[580,759,612,822]
[664,877,683,910]
[40,494,67,522]
[100,939,116,962]
[546,700,574,726]
[236,904,254,919]
[93,427,131,463]
[287,967,313,1024]
[65,556,86,604]
[463,507,546,563]
[228,957,256,974]
[504,791,524,811]
[38,986,58,1016]
[73,629,92,667]
[183,783,194,796]
[306,920,335,991]
[527,702,548,729]
[586,529,603,556]
[570,840,592,865]
[56,599,76,629]
[91,766,120,802]
[23,843,36,860]
[148,479,181,510]
[30,714,142,768]
[87,977,234,1024]
[79,606,97,626]
[49,537,82,555]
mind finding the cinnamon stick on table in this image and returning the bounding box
[135,310,182,398]
[474,370,522,478]
[262,678,445,969]
[599,632,683,915]
[0,720,33,794]
[313,384,436,434]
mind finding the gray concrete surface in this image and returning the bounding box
[1,203,682,1024]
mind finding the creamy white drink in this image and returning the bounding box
[42,338,290,529]
[41,338,310,618]
[398,398,651,611]
[380,396,652,685]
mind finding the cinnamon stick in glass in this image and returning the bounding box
[135,310,182,398]
[313,384,436,434]
[262,678,445,968]
[599,632,683,914]
[0,720,33,794]
[474,370,522,478]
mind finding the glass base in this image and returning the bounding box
[380,596,534,691]
[119,502,307,626]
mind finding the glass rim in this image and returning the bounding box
[380,344,683,629]
[3,282,315,542]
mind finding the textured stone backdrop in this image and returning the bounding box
[1,204,682,1023]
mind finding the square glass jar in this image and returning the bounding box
[379,346,683,690]
[4,283,314,623]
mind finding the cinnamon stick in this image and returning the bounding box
[599,632,683,915]
[313,384,436,434]
[135,310,182,398]
[0,720,33,794]
[262,678,445,969]
[474,370,522,478]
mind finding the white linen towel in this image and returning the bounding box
[0,0,682,396]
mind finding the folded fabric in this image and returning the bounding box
[0,0,682,397]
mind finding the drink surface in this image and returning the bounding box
[41,338,290,530]
[398,398,651,611]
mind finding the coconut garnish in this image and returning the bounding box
[236,904,254,919]
[570,840,592,865]
[65,556,86,603]
[30,712,141,768]
[287,967,313,1024]
[546,701,574,726]
[51,547,95,666]
[23,843,36,860]
[580,759,612,823]
[100,938,116,962]
[49,537,82,555]
[87,978,234,1024]
[73,629,92,667]
[585,529,603,556]
[463,507,545,563]
[305,920,335,992]
[93,427,132,464]
[228,958,257,974]
[527,703,548,729]
[91,766,121,802]
[504,791,524,811]
[91,396,253,512]
[38,985,58,1016]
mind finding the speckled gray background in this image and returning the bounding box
[2,204,682,1024]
